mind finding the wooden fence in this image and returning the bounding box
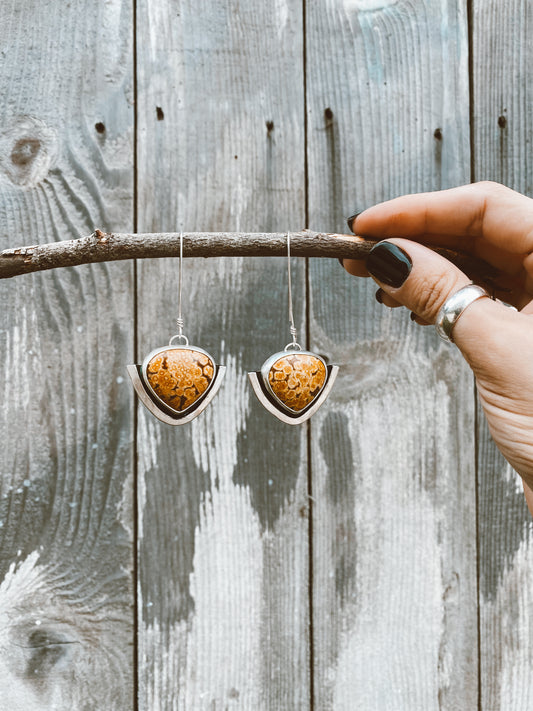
[0,0,532,708]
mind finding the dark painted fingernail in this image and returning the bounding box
[366,242,412,288]
[346,212,362,232]
[375,289,384,304]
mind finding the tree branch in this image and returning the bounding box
[0,229,497,283]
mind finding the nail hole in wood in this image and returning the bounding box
[95,122,106,134]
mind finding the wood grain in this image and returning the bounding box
[0,0,134,708]
[135,0,309,707]
[306,0,478,707]
[1,1,531,707]
[473,1,533,707]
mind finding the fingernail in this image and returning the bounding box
[346,212,362,232]
[366,242,412,288]
[337,257,344,267]
[410,311,417,321]
[375,289,383,304]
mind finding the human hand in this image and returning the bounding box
[341,182,533,511]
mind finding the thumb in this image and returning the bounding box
[365,239,524,372]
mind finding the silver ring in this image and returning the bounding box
[435,284,489,343]
[169,334,189,346]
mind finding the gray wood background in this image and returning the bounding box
[0,0,531,709]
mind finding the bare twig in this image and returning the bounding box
[0,229,497,282]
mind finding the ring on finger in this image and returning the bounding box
[435,284,489,343]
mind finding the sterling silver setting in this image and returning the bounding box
[248,362,339,425]
[127,359,225,425]
[259,347,328,415]
[141,341,224,415]
[141,342,215,415]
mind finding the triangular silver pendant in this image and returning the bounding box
[248,349,338,424]
[128,344,225,425]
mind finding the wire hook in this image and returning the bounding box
[286,231,301,351]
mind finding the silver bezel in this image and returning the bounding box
[259,349,328,415]
[249,349,339,424]
[127,345,225,424]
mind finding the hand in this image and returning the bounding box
[341,182,533,512]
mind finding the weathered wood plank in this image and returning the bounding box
[473,1,533,707]
[306,0,478,707]
[0,1,134,708]
[135,1,309,707]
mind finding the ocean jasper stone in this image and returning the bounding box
[145,347,214,413]
[267,352,326,412]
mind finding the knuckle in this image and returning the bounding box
[413,271,461,321]
[386,211,411,232]
[470,180,500,195]
[474,180,509,193]
[475,180,501,192]
[472,180,511,200]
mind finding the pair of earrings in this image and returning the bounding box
[127,233,339,425]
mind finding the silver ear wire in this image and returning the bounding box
[287,230,300,350]
[175,230,186,341]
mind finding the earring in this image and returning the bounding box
[127,232,225,425]
[248,232,338,424]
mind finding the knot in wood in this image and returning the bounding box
[0,116,58,187]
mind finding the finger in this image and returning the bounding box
[341,258,369,277]
[365,238,527,374]
[341,262,405,308]
[342,249,524,284]
[363,230,525,277]
[342,240,530,308]
[376,288,402,308]
[475,240,526,275]
[521,299,533,315]
[353,182,533,255]
[523,480,533,517]
[524,253,533,283]
[411,313,431,326]
[484,276,531,310]
[365,239,469,322]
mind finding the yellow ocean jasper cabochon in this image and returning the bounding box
[145,348,215,412]
[268,353,326,412]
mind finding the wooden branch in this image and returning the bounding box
[0,229,498,283]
